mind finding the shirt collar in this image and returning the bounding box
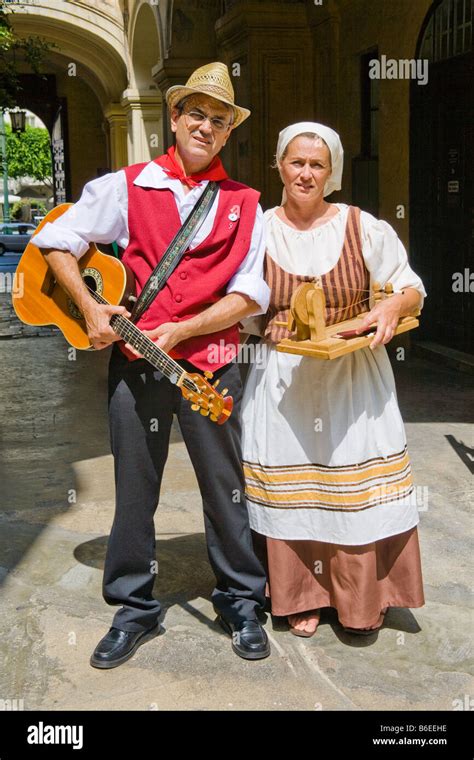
[133,161,208,200]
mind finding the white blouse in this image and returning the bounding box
[242,203,426,335]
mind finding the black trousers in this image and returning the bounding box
[103,344,266,632]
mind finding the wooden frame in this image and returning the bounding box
[276,280,420,360]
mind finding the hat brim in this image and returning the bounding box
[166,85,250,129]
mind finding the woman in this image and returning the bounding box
[241,122,426,636]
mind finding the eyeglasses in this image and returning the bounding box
[182,108,232,133]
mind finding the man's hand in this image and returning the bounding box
[40,248,131,350]
[124,293,260,358]
[124,321,186,357]
[83,302,131,350]
[355,296,403,350]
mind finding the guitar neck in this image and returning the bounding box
[88,289,193,388]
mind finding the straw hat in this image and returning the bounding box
[165,62,250,129]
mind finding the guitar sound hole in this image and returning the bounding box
[83,275,98,292]
[68,268,104,320]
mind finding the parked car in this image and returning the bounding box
[0,222,37,255]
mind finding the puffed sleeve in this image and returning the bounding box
[360,211,427,307]
[32,170,129,259]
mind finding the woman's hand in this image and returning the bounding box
[124,322,187,357]
[355,295,403,350]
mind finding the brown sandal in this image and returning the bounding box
[288,610,320,638]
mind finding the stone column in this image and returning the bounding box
[103,105,129,170]
[120,89,163,164]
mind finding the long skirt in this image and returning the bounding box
[252,526,424,629]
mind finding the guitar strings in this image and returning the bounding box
[113,316,201,394]
[89,288,182,374]
[85,287,200,394]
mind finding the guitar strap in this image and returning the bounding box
[130,180,220,323]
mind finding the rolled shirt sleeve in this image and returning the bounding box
[360,211,427,308]
[226,204,271,315]
[32,171,129,258]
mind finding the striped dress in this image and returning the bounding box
[241,203,426,625]
[264,205,370,343]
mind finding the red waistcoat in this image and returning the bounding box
[118,161,260,371]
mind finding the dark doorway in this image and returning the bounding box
[410,0,473,354]
[16,74,72,204]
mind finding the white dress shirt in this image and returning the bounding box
[33,161,271,315]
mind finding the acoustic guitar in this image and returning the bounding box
[12,204,233,424]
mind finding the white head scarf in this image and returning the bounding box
[276,121,344,198]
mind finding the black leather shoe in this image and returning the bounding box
[90,624,160,669]
[217,616,270,660]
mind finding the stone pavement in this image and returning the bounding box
[0,325,472,711]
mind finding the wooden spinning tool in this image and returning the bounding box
[275,279,420,360]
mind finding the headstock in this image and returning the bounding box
[180,370,233,424]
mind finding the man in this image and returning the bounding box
[33,62,271,666]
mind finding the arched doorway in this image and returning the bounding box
[410,0,473,354]
[9,3,129,191]
[14,74,71,206]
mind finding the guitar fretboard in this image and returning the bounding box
[88,288,199,393]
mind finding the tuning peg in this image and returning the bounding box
[210,414,218,422]
[221,388,228,396]
[204,371,213,379]
[208,393,215,400]
[199,408,209,416]
[191,404,200,411]
[212,379,220,388]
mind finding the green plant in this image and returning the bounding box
[5,123,53,186]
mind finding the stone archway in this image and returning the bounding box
[8,3,129,195]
